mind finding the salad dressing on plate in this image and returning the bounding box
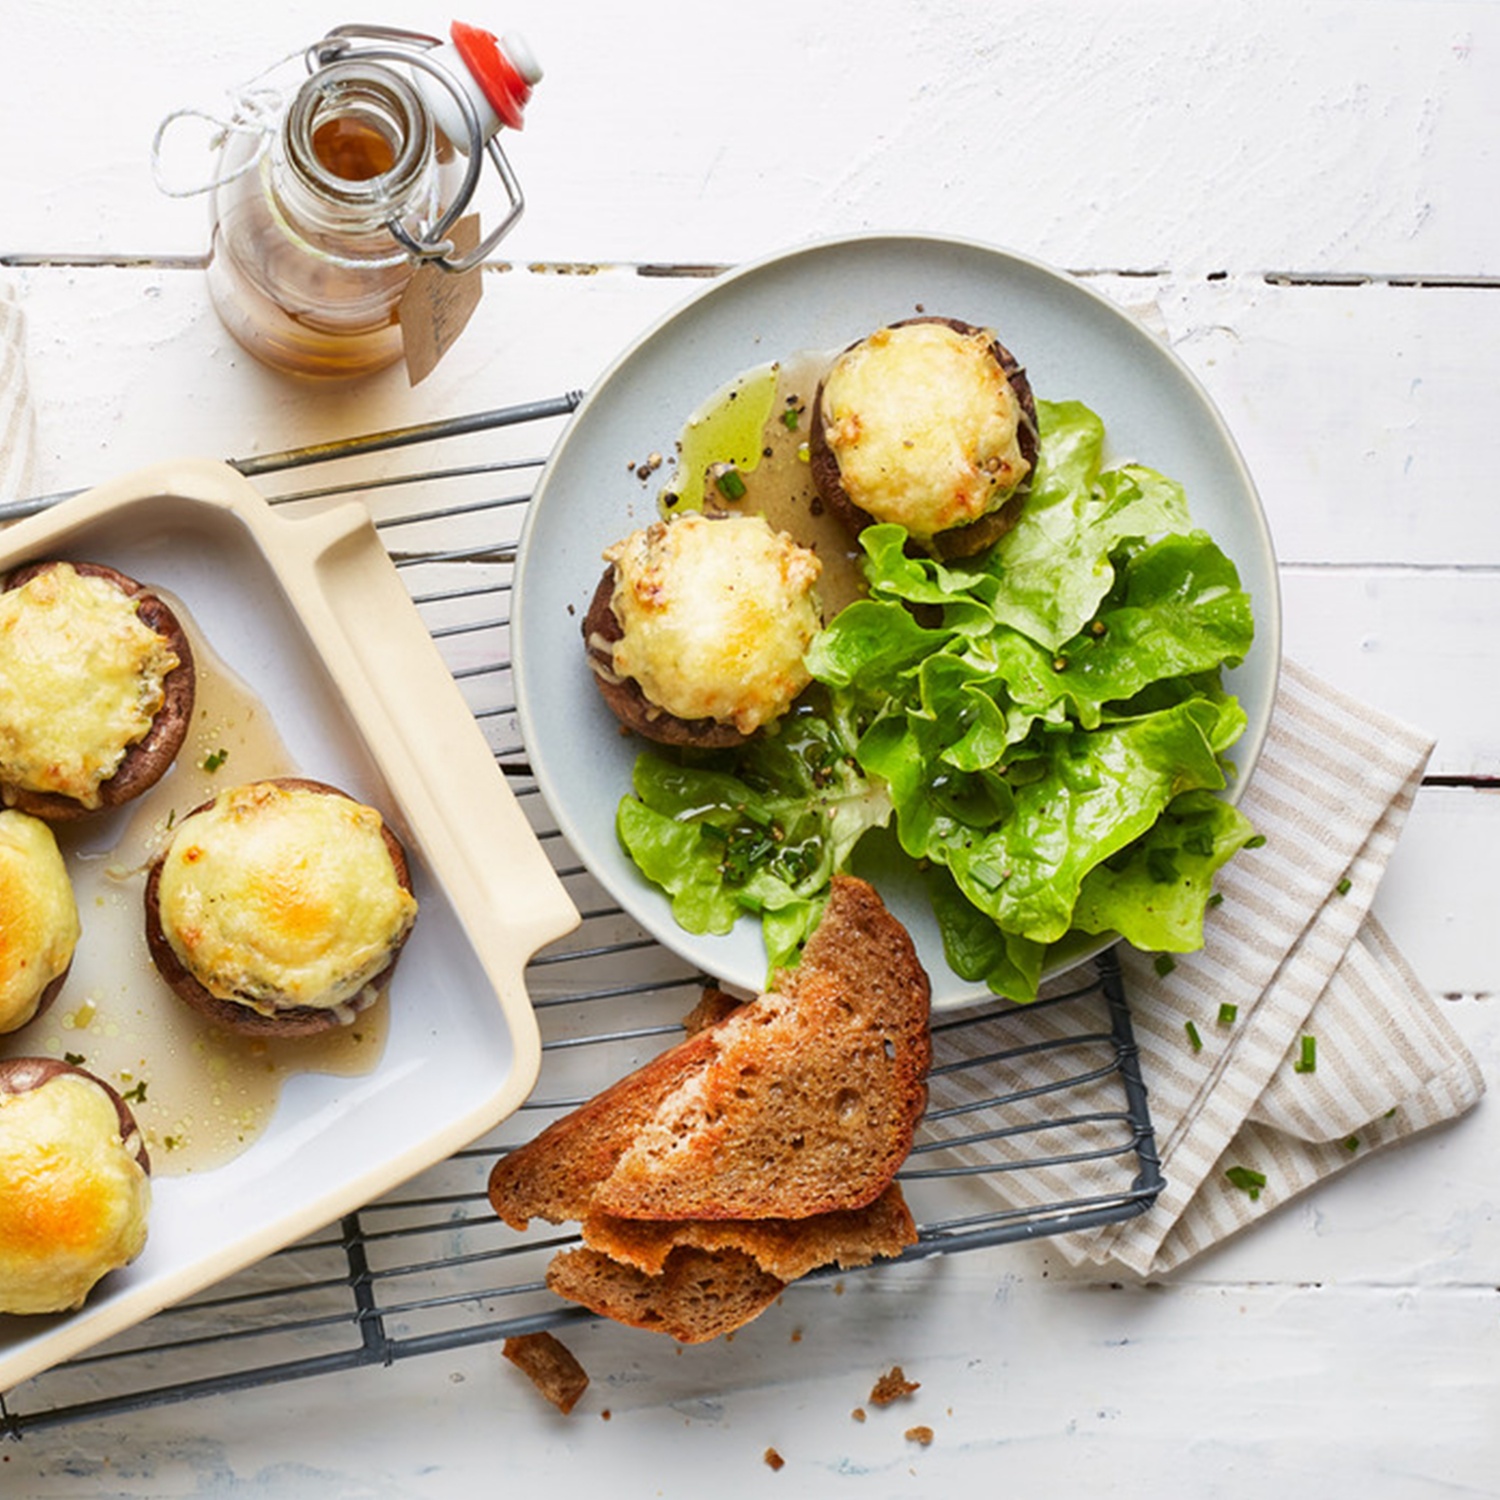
[0,601,389,1176]
[660,350,868,618]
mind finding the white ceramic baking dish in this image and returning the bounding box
[0,459,578,1392]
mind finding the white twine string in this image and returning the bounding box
[149,47,306,199]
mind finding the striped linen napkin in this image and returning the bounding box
[924,658,1485,1277]
[0,280,36,504]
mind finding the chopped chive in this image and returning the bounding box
[1225,1166,1267,1201]
[1294,1034,1317,1073]
[1184,1019,1203,1052]
[1336,876,1352,896]
[1342,1135,1360,1153]
[63,1051,85,1066]
[203,747,229,772]
[1217,1003,1238,1026]
[714,465,747,500]
[1244,834,1267,849]
[781,407,801,430]
[1207,891,1224,908]
[1154,953,1177,977]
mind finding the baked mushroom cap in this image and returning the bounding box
[0,560,196,821]
[583,513,823,748]
[0,809,80,1034]
[809,316,1039,560]
[144,777,417,1039]
[0,1057,151,1315]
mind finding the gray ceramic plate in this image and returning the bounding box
[512,232,1281,1009]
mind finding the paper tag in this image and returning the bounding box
[398,215,484,386]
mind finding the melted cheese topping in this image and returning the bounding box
[0,810,81,1033]
[0,564,180,808]
[0,1074,150,1315]
[602,513,822,734]
[820,321,1030,544]
[157,782,418,1015]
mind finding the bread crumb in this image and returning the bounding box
[764,1447,786,1471]
[905,1425,935,1446]
[502,1332,589,1415]
[869,1365,920,1406]
[851,1407,867,1423]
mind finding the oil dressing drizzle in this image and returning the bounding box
[659,350,868,618]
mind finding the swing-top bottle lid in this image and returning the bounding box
[416,21,542,154]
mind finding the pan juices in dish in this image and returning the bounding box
[0,594,408,1179]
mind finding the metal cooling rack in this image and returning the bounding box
[0,397,1163,1437]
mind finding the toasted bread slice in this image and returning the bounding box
[592,877,931,1221]
[487,875,931,1228]
[488,1024,726,1230]
[546,1245,785,1345]
[581,1181,917,1282]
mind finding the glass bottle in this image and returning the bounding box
[204,25,538,380]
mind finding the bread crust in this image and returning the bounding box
[0,1056,151,1175]
[143,777,414,1039]
[582,1181,917,1282]
[545,1245,786,1345]
[808,315,1039,560]
[0,560,196,821]
[582,564,752,749]
[488,875,931,1226]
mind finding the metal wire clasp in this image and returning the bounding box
[309,23,531,275]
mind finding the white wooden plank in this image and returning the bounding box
[1141,275,1500,569]
[12,266,1500,770]
[13,266,1500,569]
[10,263,688,488]
[0,1261,1493,1498]
[1279,568,1500,781]
[3,0,1495,276]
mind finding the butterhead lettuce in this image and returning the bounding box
[615,398,1256,1000]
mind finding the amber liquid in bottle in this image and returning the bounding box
[310,116,397,181]
[206,63,439,379]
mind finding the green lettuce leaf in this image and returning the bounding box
[612,393,1257,1003]
[615,701,893,977]
[1071,789,1259,952]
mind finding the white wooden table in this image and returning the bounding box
[3,1,1496,1493]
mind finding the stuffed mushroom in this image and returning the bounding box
[0,809,80,1034]
[584,512,823,748]
[0,1058,151,1315]
[809,316,1038,559]
[144,778,418,1038]
[0,560,195,820]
